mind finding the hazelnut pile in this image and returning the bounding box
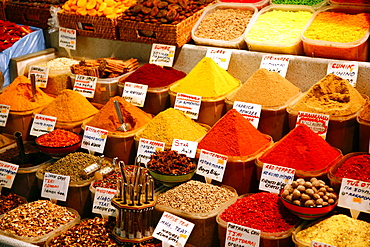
[281,178,337,207]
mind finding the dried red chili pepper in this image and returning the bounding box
[0,20,34,52]
[334,154,370,182]
[36,129,81,147]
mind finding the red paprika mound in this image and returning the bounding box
[334,154,370,182]
[197,109,271,157]
[259,124,341,171]
[36,129,81,147]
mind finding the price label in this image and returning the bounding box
[92,187,117,216]
[206,48,232,70]
[137,138,165,164]
[82,125,108,154]
[259,163,295,194]
[149,43,176,67]
[327,61,358,87]
[226,222,260,247]
[73,74,97,98]
[0,104,10,127]
[312,240,336,247]
[29,66,49,88]
[196,149,227,182]
[0,161,18,188]
[171,139,198,158]
[233,101,261,128]
[174,93,202,120]
[260,54,292,77]
[122,82,148,107]
[30,114,57,137]
[296,111,329,139]
[59,27,76,50]
[153,211,194,247]
[338,178,370,213]
[41,172,70,201]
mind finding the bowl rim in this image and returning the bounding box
[279,189,338,209]
[35,130,82,149]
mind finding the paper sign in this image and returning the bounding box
[0,161,18,188]
[0,104,10,127]
[73,74,97,98]
[296,111,329,139]
[260,55,292,77]
[338,178,370,213]
[137,138,165,164]
[233,101,261,128]
[29,66,49,88]
[206,48,232,70]
[312,240,336,247]
[327,62,358,87]
[226,222,260,247]
[149,43,176,67]
[259,163,295,194]
[82,125,108,154]
[174,93,202,120]
[41,172,70,201]
[171,139,198,158]
[30,114,57,137]
[59,27,76,50]
[197,149,227,182]
[122,82,148,107]
[92,187,117,216]
[153,211,194,247]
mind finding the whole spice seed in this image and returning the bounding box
[92,171,122,189]
[147,150,196,175]
[334,154,370,182]
[0,190,26,215]
[36,129,81,147]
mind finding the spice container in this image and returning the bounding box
[217,0,269,10]
[270,0,328,9]
[357,102,370,152]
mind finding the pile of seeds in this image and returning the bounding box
[0,190,26,215]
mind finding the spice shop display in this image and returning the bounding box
[288,73,367,154]
[226,68,301,141]
[0,189,27,215]
[217,192,300,247]
[357,102,370,152]
[244,5,314,55]
[302,6,370,61]
[192,3,256,48]
[155,180,238,247]
[270,0,328,8]
[169,57,241,126]
[198,109,273,194]
[0,20,33,52]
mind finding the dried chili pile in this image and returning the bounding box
[147,150,196,175]
[219,192,299,233]
[36,129,81,147]
[334,154,370,182]
[0,20,33,52]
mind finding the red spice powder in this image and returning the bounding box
[197,109,271,156]
[259,124,341,171]
[334,154,370,182]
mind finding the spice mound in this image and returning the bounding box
[227,68,301,107]
[198,109,271,157]
[290,73,366,116]
[333,154,370,183]
[170,57,241,98]
[295,214,370,246]
[87,96,152,132]
[0,190,26,215]
[0,200,78,238]
[136,108,208,146]
[92,170,122,190]
[359,101,370,122]
[37,57,80,70]
[259,124,341,172]
[271,0,324,5]
[0,75,54,111]
[147,150,196,175]
[36,129,81,147]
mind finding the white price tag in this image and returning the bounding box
[30,114,57,137]
[0,161,18,188]
[82,125,108,154]
[122,82,148,107]
[171,139,198,158]
[196,149,227,182]
[233,101,262,129]
[260,55,292,77]
[59,27,76,50]
[327,62,358,87]
[29,66,49,88]
[259,163,295,194]
[149,43,176,67]
[174,93,202,120]
[136,138,165,164]
[338,178,370,213]
[312,240,336,247]
[41,172,70,201]
[73,74,97,98]
[0,104,10,127]
[92,187,117,217]
[296,111,329,139]
[226,222,260,247]
[206,48,232,70]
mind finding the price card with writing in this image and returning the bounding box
[153,211,194,247]
[29,66,49,88]
[122,82,148,107]
[233,101,261,128]
[0,104,10,127]
[338,178,370,213]
[0,161,18,188]
[73,74,97,98]
[206,48,232,70]
[82,125,108,154]
[149,43,176,67]
[59,27,76,50]
[312,241,336,247]
[296,111,329,139]
[174,93,201,120]
[197,149,227,182]
[171,139,198,158]
[226,222,260,247]
[260,54,292,77]
[259,163,295,194]
[327,61,358,87]
[137,138,165,164]
[41,172,70,201]
[92,187,117,217]
[30,114,57,137]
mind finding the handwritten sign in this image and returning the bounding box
[59,27,76,50]
[260,55,292,77]
[73,74,97,98]
[338,178,370,213]
[137,138,165,164]
[206,48,232,70]
[312,241,336,247]
[171,139,198,158]
[0,104,10,127]
[226,222,260,247]
[327,62,358,87]
[30,114,57,137]
[82,125,108,154]
[233,101,261,128]
[92,187,117,216]
[296,111,329,139]
[29,66,49,88]
[197,149,227,182]
[174,93,201,120]
[259,163,295,194]
[41,172,70,201]
[0,161,18,188]
[122,82,148,107]
[149,43,176,67]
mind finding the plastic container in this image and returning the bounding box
[301,6,370,62]
[357,115,370,152]
[0,109,35,141]
[217,0,269,9]
[244,5,315,55]
[191,3,258,49]
[270,0,328,9]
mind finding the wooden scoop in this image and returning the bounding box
[30,74,37,102]
[113,100,131,132]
